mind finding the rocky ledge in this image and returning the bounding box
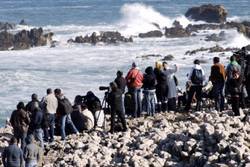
[1,109,250,167]
[68,31,133,44]
[0,28,53,51]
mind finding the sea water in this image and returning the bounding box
[0,0,249,126]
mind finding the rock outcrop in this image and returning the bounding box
[165,21,191,38]
[0,22,15,31]
[185,4,227,23]
[0,28,53,51]
[138,30,163,38]
[205,31,226,42]
[70,31,133,44]
[185,45,239,55]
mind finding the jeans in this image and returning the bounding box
[44,113,55,142]
[143,90,156,116]
[61,114,79,140]
[185,85,202,111]
[33,128,44,149]
[128,87,142,118]
[25,160,37,167]
[14,131,27,151]
[212,82,225,111]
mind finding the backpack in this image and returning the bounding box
[191,69,203,85]
[60,98,73,114]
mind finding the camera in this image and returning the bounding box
[99,86,110,91]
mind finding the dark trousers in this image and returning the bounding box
[231,96,240,116]
[185,85,202,111]
[168,98,176,111]
[212,82,225,111]
[44,113,55,142]
[14,131,27,151]
[110,109,127,133]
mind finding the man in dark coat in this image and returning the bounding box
[108,82,127,133]
[2,137,24,167]
[29,106,44,149]
[114,70,126,114]
[10,102,30,150]
[209,57,226,111]
[55,88,79,140]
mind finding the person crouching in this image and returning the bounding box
[108,82,127,133]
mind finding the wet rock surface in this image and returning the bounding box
[165,21,191,38]
[1,109,250,166]
[185,4,227,23]
[185,45,239,55]
[0,28,53,51]
[70,31,133,44]
[138,30,163,38]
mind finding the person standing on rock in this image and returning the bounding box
[126,62,144,118]
[26,94,42,117]
[227,69,242,116]
[42,88,58,143]
[114,70,126,115]
[10,102,30,150]
[209,57,226,112]
[142,66,156,116]
[108,82,127,133]
[163,62,178,111]
[28,105,44,149]
[154,61,168,112]
[184,59,205,112]
[2,137,24,167]
[24,135,43,167]
[55,88,79,141]
[225,55,241,96]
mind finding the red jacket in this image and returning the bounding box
[126,68,144,88]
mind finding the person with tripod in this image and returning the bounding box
[108,82,127,133]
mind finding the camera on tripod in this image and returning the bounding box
[99,86,110,92]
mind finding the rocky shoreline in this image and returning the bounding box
[1,4,250,51]
[1,109,250,166]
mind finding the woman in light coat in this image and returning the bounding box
[163,62,178,111]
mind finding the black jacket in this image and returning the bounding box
[30,109,44,130]
[57,97,73,116]
[143,67,156,90]
[115,76,126,94]
[108,89,123,112]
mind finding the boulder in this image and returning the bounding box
[0,27,53,51]
[13,30,31,50]
[138,30,163,38]
[0,22,15,31]
[0,31,14,50]
[162,54,174,61]
[165,21,191,38]
[71,31,133,44]
[205,31,225,42]
[185,4,227,23]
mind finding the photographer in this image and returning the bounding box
[108,82,127,133]
[83,91,104,128]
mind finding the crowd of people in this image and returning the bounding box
[2,47,250,167]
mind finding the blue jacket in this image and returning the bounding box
[2,144,24,167]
